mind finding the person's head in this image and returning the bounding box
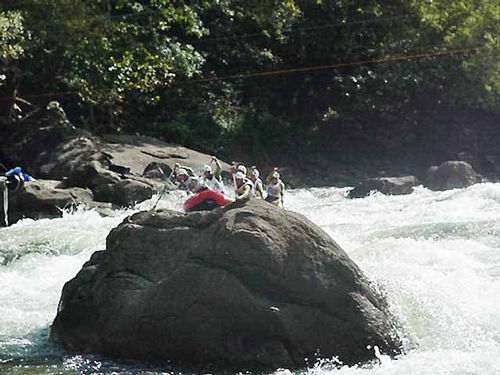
[203,165,212,178]
[176,168,189,183]
[186,177,202,193]
[236,164,247,175]
[235,171,245,187]
[250,168,259,182]
[270,171,280,185]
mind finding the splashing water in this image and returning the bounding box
[1,184,500,374]
[1,178,8,227]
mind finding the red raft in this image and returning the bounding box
[183,189,234,212]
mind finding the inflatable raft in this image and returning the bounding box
[184,189,233,212]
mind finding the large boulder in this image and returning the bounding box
[2,126,106,180]
[100,134,232,178]
[425,161,482,191]
[1,180,104,225]
[51,199,402,370]
[348,176,419,198]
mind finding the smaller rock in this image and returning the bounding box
[349,176,419,198]
[425,161,481,191]
[142,162,172,180]
[2,180,94,224]
[92,180,153,207]
[68,161,121,189]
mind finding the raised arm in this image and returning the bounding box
[211,157,222,180]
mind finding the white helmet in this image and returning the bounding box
[251,168,260,178]
[271,171,280,179]
[235,171,245,180]
[177,168,188,177]
[203,165,212,174]
[236,165,247,175]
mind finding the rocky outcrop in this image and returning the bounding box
[1,126,231,207]
[425,161,482,191]
[348,176,419,198]
[0,180,111,224]
[99,134,229,177]
[51,199,402,370]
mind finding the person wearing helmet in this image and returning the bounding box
[173,163,195,187]
[231,162,247,177]
[234,171,253,200]
[202,157,223,193]
[185,176,207,194]
[250,166,265,199]
[266,167,285,208]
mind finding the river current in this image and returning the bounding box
[1,184,500,374]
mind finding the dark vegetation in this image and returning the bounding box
[1,0,499,185]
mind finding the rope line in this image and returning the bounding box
[0,46,478,102]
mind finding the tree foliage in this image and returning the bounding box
[0,0,498,159]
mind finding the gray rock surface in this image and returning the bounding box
[51,199,402,370]
[425,161,481,191]
[2,127,230,207]
[92,180,153,207]
[349,176,419,198]
[1,180,110,224]
[100,134,231,178]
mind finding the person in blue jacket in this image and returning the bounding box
[5,166,35,182]
[4,166,35,192]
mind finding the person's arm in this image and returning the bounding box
[266,172,273,184]
[257,181,265,197]
[280,181,285,207]
[181,165,196,177]
[212,157,222,181]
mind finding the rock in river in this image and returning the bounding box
[1,180,100,225]
[51,199,402,370]
[425,161,482,191]
[348,176,419,198]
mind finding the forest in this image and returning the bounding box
[1,0,499,182]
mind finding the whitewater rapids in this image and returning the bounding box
[1,184,500,374]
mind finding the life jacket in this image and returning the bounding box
[252,178,264,198]
[235,178,253,196]
[267,180,283,198]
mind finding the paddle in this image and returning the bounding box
[151,167,175,210]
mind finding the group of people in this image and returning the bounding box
[172,157,285,208]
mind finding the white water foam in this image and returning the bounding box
[1,184,500,374]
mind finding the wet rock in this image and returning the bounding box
[92,180,153,207]
[142,162,172,180]
[2,127,231,207]
[425,161,482,191]
[348,176,419,198]
[100,134,231,177]
[51,199,402,370]
[1,180,97,224]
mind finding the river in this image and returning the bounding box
[1,184,500,374]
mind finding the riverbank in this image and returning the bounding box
[2,107,500,192]
[225,108,500,188]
